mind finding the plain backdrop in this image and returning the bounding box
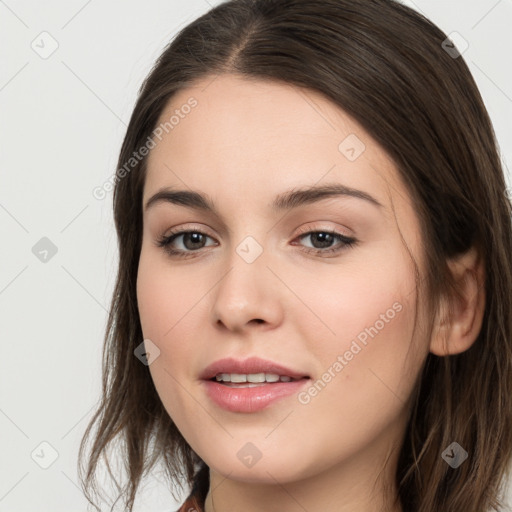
[1,1,511,511]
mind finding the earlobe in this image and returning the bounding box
[429,245,486,356]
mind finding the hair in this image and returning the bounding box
[78,0,512,510]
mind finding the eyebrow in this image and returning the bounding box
[144,183,384,213]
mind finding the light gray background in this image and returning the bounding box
[1,1,511,511]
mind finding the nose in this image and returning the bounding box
[210,248,284,333]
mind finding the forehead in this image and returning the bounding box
[144,73,408,215]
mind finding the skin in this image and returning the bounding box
[136,74,485,512]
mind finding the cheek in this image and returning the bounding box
[295,245,416,352]
[294,245,421,403]
[137,245,203,340]
[136,246,210,424]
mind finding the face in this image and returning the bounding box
[137,74,430,486]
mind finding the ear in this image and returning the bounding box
[429,245,486,356]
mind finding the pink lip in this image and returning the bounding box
[200,357,310,413]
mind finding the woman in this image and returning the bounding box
[78,1,512,511]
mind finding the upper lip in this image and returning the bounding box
[200,357,310,380]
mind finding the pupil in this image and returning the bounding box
[312,232,333,248]
[185,232,204,249]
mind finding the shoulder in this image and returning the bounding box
[174,494,204,512]
[175,462,209,512]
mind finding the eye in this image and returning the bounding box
[293,229,357,256]
[156,228,216,258]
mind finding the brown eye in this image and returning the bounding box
[157,230,217,258]
[175,232,208,250]
[294,230,357,256]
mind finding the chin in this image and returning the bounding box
[201,446,317,485]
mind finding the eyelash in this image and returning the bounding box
[156,225,357,259]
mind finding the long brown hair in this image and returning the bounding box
[78,1,512,510]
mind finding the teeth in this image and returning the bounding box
[214,373,296,383]
[247,373,265,383]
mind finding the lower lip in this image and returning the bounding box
[202,379,310,413]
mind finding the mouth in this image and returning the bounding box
[200,357,311,412]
